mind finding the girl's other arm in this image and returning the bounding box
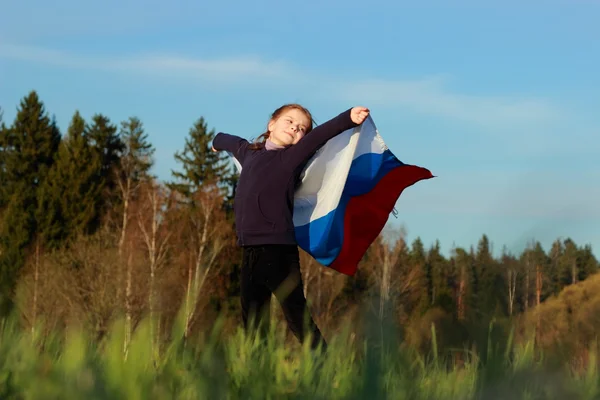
[212,132,250,164]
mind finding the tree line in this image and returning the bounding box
[0,90,597,354]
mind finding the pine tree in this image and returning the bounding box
[578,244,598,281]
[409,237,430,315]
[86,113,124,231]
[0,91,61,316]
[475,234,507,318]
[37,111,104,247]
[169,116,231,197]
[118,117,154,184]
[428,240,452,312]
[560,238,579,286]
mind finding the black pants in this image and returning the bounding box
[240,244,326,350]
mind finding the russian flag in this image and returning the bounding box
[292,116,434,276]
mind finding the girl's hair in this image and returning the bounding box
[248,103,315,150]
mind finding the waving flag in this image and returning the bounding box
[230,116,433,276]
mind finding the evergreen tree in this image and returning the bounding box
[409,237,430,315]
[428,240,452,312]
[0,91,61,315]
[466,246,479,320]
[548,239,564,294]
[560,238,579,286]
[531,241,550,302]
[170,116,231,197]
[578,243,598,281]
[37,111,104,246]
[85,113,124,230]
[475,234,507,318]
[118,116,154,185]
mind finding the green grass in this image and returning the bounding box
[0,312,599,399]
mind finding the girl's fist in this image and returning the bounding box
[351,106,370,124]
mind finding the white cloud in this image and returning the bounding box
[112,54,300,83]
[0,43,296,83]
[0,42,562,127]
[335,77,561,128]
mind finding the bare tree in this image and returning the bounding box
[31,237,41,339]
[507,268,517,316]
[116,117,154,256]
[14,248,80,338]
[297,249,348,330]
[115,117,154,316]
[136,179,172,350]
[502,247,518,317]
[124,247,133,356]
[372,227,409,319]
[179,184,230,338]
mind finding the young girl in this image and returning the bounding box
[212,104,370,350]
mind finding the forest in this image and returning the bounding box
[1,90,599,399]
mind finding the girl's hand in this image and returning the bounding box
[211,146,218,152]
[351,106,370,124]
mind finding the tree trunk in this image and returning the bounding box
[184,215,210,338]
[536,263,542,335]
[117,177,131,303]
[184,257,193,339]
[457,263,466,321]
[184,197,222,338]
[137,182,171,350]
[536,264,542,306]
[178,186,227,339]
[380,247,391,319]
[124,250,133,358]
[31,237,40,340]
[507,268,517,316]
[525,258,530,312]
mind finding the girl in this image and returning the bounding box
[212,104,370,350]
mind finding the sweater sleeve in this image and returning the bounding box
[213,133,250,164]
[283,108,358,169]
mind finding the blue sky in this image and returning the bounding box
[1,0,598,258]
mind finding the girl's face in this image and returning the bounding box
[267,108,311,146]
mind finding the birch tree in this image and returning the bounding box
[182,184,230,337]
[371,227,411,319]
[136,179,171,349]
[116,117,154,256]
[501,247,518,317]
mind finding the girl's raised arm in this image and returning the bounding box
[283,108,363,169]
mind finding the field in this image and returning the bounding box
[2,308,599,400]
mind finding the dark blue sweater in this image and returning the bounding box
[213,108,358,247]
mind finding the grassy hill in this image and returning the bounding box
[516,272,600,367]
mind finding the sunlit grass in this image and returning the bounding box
[0,309,598,399]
